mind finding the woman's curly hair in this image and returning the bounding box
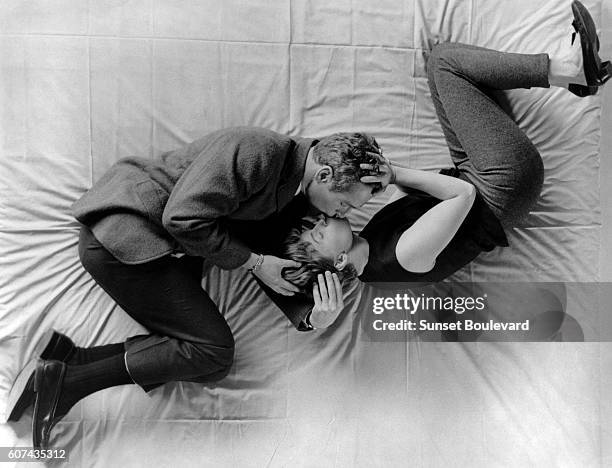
[281,219,358,297]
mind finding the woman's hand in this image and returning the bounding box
[360,153,396,191]
[309,272,344,328]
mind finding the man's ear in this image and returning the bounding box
[315,165,333,184]
[334,252,348,271]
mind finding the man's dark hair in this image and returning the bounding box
[312,132,383,193]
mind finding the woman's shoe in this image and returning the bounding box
[32,359,67,450]
[6,330,75,422]
[568,0,612,97]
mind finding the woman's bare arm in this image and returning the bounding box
[361,160,476,273]
[392,165,476,272]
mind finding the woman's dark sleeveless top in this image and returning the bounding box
[358,186,508,284]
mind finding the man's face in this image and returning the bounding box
[305,167,375,217]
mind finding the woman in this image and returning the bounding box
[280,0,610,328]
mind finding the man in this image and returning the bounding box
[7,127,384,449]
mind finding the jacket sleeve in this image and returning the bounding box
[162,134,276,269]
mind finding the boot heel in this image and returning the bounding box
[568,83,598,97]
[599,60,612,85]
[33,361,43,393]
[38,330,75,362]
[35,329,57,359]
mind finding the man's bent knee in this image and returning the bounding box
[195,340,235,380]
[78,226,113,277]
[212,346,234,381]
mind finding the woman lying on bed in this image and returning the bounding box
[277,1,611,329]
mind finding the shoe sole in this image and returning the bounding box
[572,1,611,86]
[32,361,66,450]
[32,362,44,449]
[5,329,61,422]
[5,358,38,423]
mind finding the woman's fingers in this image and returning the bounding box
[332,273,343,307]
[312,284,322,306]
[325,271,337,306]
[362,164,391,175]
[332,272,342,289]
[360,163,390,179]
[360,162,393,189]
[317,274,329,306]
[361,161,390,170]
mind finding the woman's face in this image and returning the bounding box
[300,215,353,261]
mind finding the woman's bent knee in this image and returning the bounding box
[497,151,544,225]
[515,149,544,220]
[426,43,455,72]
[426,42,460,90]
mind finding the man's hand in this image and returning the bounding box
[253,255,301,296]
[360,153,396,191]
[309,272,344,328]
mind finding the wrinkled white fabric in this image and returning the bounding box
[0,0,608,466]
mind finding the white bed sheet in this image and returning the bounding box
[1,0,609,466]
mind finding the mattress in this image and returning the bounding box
[0,0,610,466]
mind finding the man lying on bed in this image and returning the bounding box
[6,128,385,449]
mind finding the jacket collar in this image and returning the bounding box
[276,137,318,211]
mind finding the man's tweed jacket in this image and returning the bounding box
[72,127,315,269]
